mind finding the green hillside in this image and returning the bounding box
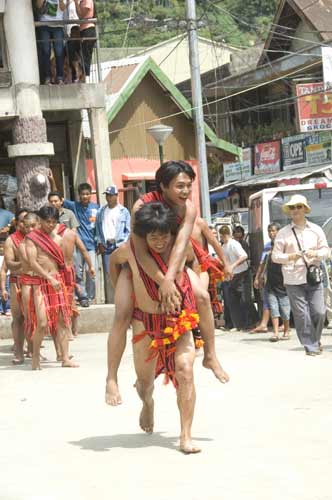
[95,0,278,49]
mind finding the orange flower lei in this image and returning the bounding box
[149,309,199,350]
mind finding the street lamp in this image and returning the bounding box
[147,124,173,166]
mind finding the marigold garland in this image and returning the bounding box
[149,309,199,350]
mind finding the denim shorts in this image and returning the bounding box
[267,291,290,320]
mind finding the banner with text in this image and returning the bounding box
[296,82,332,132]
[305,131,332,166]
[254,141,280,175]
[281,134,308,170]
[224,148,252,183]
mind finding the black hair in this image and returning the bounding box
[134,202,178,238]
[78,183,92,194]
[233,225,245,236]
[37,205,59,222]
[15,208,29,220]
[268,222,281,231]
[48,191,63,201]
[24,212,39,222]
[155,161,196,192]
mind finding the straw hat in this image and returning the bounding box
[282,194,311,215]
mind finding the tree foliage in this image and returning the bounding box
[95,0,278,48]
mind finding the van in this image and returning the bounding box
[248,181,332,272]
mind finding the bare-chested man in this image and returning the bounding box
[110,202,201,454]
[57,222,96,337]
[4,208,28,364]
[25,206,79,370]
[106,161,230,406]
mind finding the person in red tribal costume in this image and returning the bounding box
[17,212,40,357]
[106,161,230,406]
[4,208,28,364]
[25,206,79,370]
[56,222,96,337]
[110,202,201,454]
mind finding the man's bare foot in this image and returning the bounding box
[32,359,41,370]
[202,355,230,383]
[12,357,24,365]
[105,379,123,406]
[139,400,154,434]
[179,438,201,454]
[62,359,79,368]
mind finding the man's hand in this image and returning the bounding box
[88,266,96,279]
[158,278,181,314]
[0,226,9,234]
[2,290,8,301]
[48,276,61,291]
[288,252,302,262]
[223,263,233,280]
[97,243,106,255]
[253,277,260,290]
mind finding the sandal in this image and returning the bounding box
[280,333,290,340]
[269,335,279,342]
[249,326,268,334]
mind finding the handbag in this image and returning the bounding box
[292,228,323,285]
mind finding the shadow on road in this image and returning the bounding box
[69,433,212,452]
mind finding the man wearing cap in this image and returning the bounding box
[96,186,131,303]
[272,194,330,356]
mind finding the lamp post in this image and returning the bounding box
[147,124,173,166]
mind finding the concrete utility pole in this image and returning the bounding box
[186,0,211,223]
[4,0,54,210]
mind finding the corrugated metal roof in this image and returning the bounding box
[292,0,332,40]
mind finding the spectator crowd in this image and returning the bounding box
[34,0,96,85]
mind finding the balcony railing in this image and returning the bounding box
[34,18,102,85]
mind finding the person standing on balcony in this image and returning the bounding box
[74,0,96,81]
[35,0,66,85]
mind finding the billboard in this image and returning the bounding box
[254,141,280,175]
[296,82,332,132]
[281,134,308,170]
[223,148,252,183]
[305,131,332,166]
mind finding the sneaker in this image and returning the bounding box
[80,299,89,308]
[57,79,65,85]
[44,78,52,85]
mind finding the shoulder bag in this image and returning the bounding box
[292,228,323,286]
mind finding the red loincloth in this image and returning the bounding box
[24,230,71,338]
[130,240,199,388]
[141,191,224,315]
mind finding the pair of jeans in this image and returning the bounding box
[229,270,257,329]
[101,243,117,304]
[37,26,64,81]
[74,249,97,302]
[80,26,96,77]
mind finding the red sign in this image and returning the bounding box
[254,141,280,175]
[296,82,332,132]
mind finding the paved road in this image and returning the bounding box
[1,328,332,500]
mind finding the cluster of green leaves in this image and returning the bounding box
[95,0,278,48]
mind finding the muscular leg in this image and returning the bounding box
[187,268,229,384]
[10,283,24,364]
[132,319,157,433]
[105,267,133,406]
[57,313,79,368]
[31,286,48,370]
[175,331,201,454]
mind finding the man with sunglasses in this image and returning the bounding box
[272,194,330,356]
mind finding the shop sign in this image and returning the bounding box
[281,134,308,170]
[305,131,332,166]
[223,148,252,183]
[254,141,280,175]
[296,82,332,132]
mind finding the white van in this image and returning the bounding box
[248,181,332,271]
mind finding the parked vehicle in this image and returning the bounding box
[212,208,249,235]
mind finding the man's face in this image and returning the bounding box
[106,194,118,208]
[289,203,306,223]
[17,212,28,232]
[49,195,62,211]
[40,217,57,234]
[79,189,91,206]
[146,231,172,254]
[268,226,278,241]
[23,219,39,235]
[161,173,193,207]
[233,230,243,242]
